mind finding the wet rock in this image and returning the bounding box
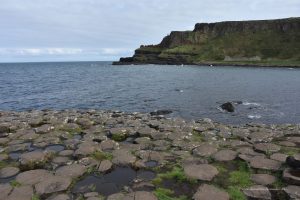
[55,164,86,179]
[286,156,300,169]
[112,149,136,166]
[283,185,300,199]
[35,176,71,195]
[254,143,281,153]
[251,174,276,185]
[212,150,237,161]
[150,110,172,116]
[193,184,229,200]
[0,166,20,178]
[283,168,300,185]
[16,169,53,185]
[243,185,271,200]
[98,160,113,173]
[220,102,235,112]
[0,183,13,200]
[250,156,281,171]
[192,144,218,157]
[84,192,99,198]
[7,185,33,200]
[184,164,218,181]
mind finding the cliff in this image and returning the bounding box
[113,17,300,67]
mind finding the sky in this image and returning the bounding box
[0,0,299,62]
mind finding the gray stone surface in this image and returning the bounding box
[243,185,272,200]
[193,184,229,200]
[0,167,20,178]
[184,164,218,181]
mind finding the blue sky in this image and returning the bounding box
[0,0,299,62]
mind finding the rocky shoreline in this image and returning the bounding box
[0,110,299,200]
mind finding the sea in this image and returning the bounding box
[1,61,300,124]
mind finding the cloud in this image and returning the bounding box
[0,0,299,62]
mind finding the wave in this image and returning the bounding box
[247,114,262,119]
[242,101,261,106]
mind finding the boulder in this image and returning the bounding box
[283,168,300,185]
[221,102,235,112]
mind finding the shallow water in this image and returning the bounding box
[72,167,156,196]
[1,61,300,124]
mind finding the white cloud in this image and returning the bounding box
[0,0,299,62]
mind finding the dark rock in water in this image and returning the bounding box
[286,156,300,169]
[221,102,235,112]
[150,110,172,116]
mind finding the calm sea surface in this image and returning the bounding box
[1,61,300,124]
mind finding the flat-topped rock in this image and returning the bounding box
[283,185,300,199]
[7,185,33,200]
[184,164,218,181]
[251,174,276,185]
[250,156,281,171]
[192,144,218,157]
[0,183,13,200]
[283,168,300,185]
[0,167,20,178]
[35,124,54,134]
[19,151,48,167]
[112,149,136,166]
[16,169,53,185]
[243,185,271,200]
[254,143,281,153]
[98,160,113,173]
[35,176,71,195]
[193,184,229,200]
[46,194,71,200]
[213,149,237,161]
[270,153,288,162]
[55,164,86,179]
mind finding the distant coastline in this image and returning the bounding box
[114,17,300,67]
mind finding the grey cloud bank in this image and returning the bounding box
[0,0,299,62]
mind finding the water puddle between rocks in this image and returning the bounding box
[145,161,158,168]
[44,144,65,153]
[72,167,156,196]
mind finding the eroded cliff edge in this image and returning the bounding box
[113,17,300,67]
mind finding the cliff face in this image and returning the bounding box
[113,17,300,66]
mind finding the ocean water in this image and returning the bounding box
[1,61,300,124]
